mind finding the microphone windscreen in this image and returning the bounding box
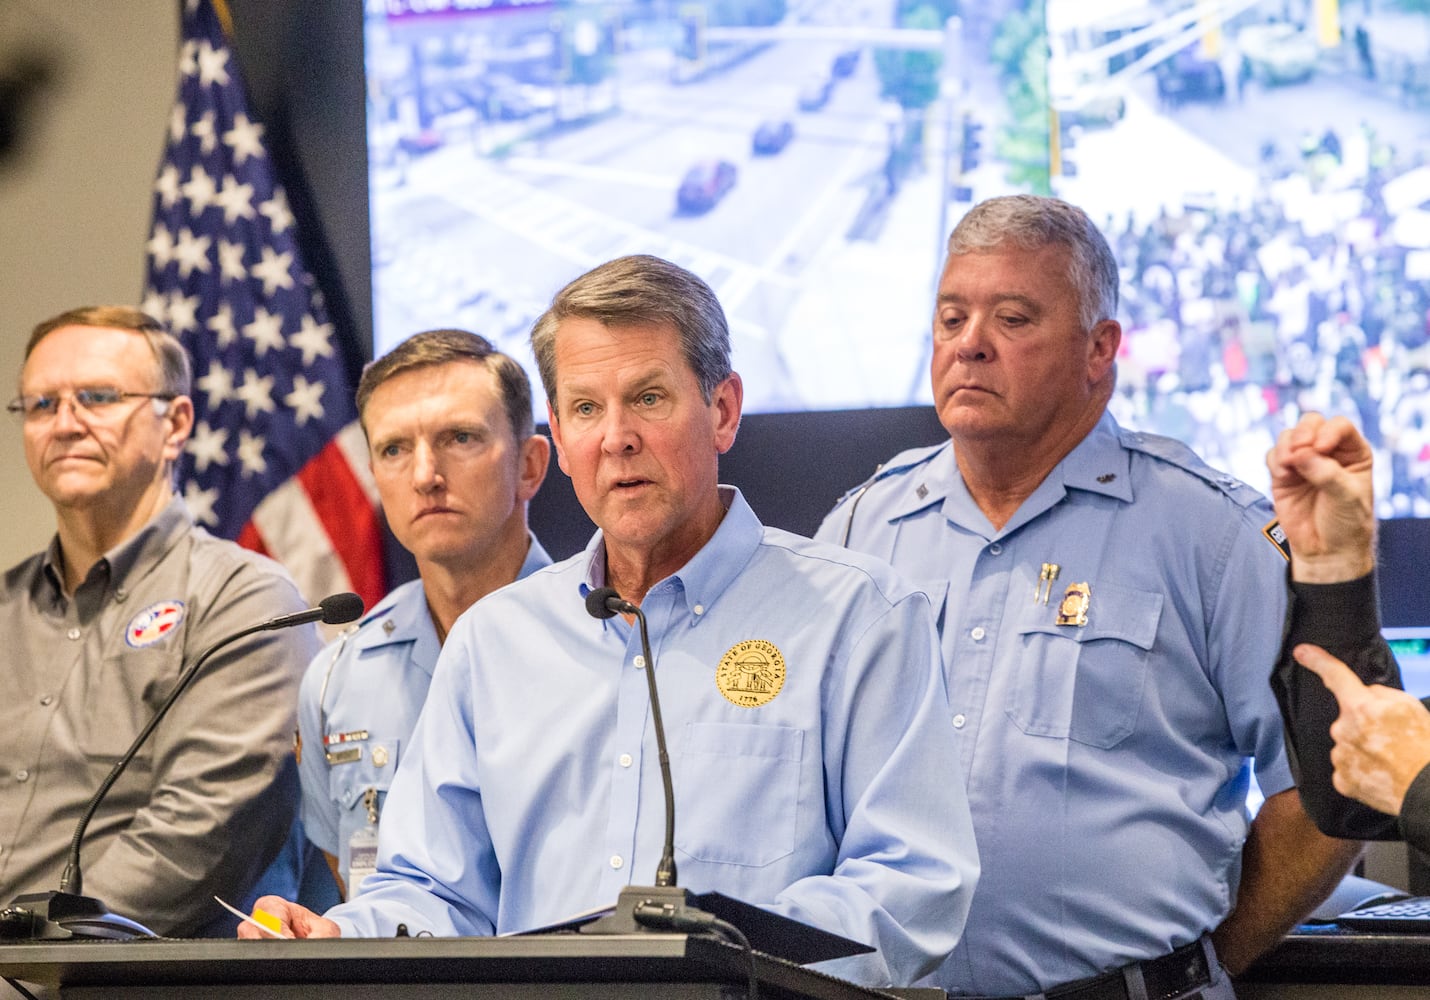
[585,587,620,620]
[319,592,365,625]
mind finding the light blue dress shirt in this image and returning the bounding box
[816,412,1293,996]
[297,535,551,888]
[325,487,979,987]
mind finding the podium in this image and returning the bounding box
[0,933,932,999]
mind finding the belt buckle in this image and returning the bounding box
[1141,937,1212,1000]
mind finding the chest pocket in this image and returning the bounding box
[333,739,402,814]
[1006,582,1163,749]
[82,649,176,761]
[674,723,802,868]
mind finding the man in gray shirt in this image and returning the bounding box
[0,306,319,936]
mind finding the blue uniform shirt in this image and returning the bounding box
[325,487,980,988]
[297,534,551,888]
[816,412,1294,996]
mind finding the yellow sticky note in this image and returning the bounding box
[251,907,284,935]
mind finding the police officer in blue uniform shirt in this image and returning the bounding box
[246,255,979,990]
[295,329,550,896]
[817,195,1363,998]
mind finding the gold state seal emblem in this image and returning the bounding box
[716,639,786,708]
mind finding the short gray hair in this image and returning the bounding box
[530,255,731,411]
[947,195,1119,330]
[27,305,192,397]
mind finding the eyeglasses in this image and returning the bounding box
[6,387,176,421]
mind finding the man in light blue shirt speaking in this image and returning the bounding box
[818,195,1362,998]
[247,255,979,988]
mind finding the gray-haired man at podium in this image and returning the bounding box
[242,256,980,988]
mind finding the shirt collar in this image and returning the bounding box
[40,493,192,602]
[922,412,1134,538]
[881,441,956,522]
[518,531,554,580]
[579,485,759,619]
[356,531,554,666]
[1058,411,1135,503]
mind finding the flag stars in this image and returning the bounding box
[195,360,236,408]
[236,428,269,477]
[208,303,239,348]
[168,102,189,145]
[191,110,218,154]
[289,315,335,366]
[139,290,168,324]
[186,421,231,472]
[214,175,257,224]
[182,165,218,215]
[196,40,231,88]
[217,239,248,283]
[172,227,214,278]
[235,369,277,420]
[154,165,182,209]
[182,480,220,528]
[285,375,326,426]
[223,113,266,165]
[242,307,287,357]
[166,291,201,335]
[146,224,176,269]
[251,246,295,297]
[259,192,294,234]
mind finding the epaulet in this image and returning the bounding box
[1119,428,1266,508]
[829,442,946,511]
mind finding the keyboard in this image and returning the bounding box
[1337,896,1430,932]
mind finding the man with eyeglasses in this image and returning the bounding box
[0,306,320,936]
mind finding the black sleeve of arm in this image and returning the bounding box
[1399,760,1430,855]
[1271,570,1405,840]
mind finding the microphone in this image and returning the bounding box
[584,587,676,887]
[0,592,363,941]
[263,591,366,631]
[580,585,708,940]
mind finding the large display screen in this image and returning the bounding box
[364,0,1430,516]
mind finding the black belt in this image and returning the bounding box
[1043,936,1213,1000]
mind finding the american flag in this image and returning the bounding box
[142,0,384,612]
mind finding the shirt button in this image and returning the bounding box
[633,655,646,670]
[618,753,633,768]
[115,589,128,603]
[693,604,705,615]
[67,628,81,640]
[988,543,1003,555]
[15,770,30,782]
[39,695,53,706]
[952,714,966,729]
[609,855,624,870]
[970,626,986,641]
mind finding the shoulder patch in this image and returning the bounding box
[1262,519,1291,562]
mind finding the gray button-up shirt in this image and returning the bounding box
[0,495,319,935]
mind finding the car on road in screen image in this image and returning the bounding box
[831,48,860,78]
[1237,22,1319,85]
[752,120,794,155]
[1154,45,1226,107]
[797,76,833,111]
[676,160,738,214]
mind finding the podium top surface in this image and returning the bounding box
[0,932,904,1000]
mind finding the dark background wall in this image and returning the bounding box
[226,0,1430,627]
